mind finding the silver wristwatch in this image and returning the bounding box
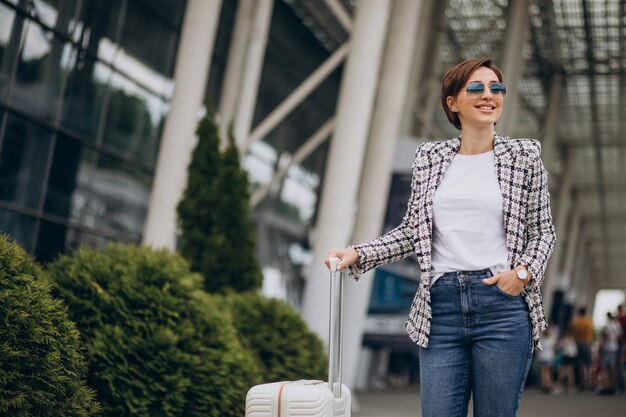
[515,266,529,281]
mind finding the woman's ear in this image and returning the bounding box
[446,96,458,113]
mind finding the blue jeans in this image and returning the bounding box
[419,269,533,417]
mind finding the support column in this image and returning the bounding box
[585,263,597,318]
[560,202,581,293]
[301,0,392,355]
[543,150,575,317]
[143,0,223,249]
[218,0,255,147]
[401,0,448,137]
[571,221,589,307]
[540,73,564,172]
[232,0,274,151]
[498,0,530,134]
[341,0,424,390]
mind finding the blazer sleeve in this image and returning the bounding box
[347,146,424,281]
[518,155,556,288]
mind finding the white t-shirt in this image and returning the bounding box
[430,151,509,286]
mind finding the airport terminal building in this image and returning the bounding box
[1,0,625,390]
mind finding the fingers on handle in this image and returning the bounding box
[326,247,357,270]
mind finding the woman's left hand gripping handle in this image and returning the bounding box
[324,247,359,271]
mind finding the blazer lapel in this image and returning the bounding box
[420,137,459,278]
[493,133,517,264]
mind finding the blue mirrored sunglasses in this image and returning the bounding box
[463,81,507,96]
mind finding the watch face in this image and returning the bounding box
[517,269,528,280]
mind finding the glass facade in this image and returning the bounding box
[0,0,186,261]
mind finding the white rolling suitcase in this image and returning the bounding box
[245,257,351,417]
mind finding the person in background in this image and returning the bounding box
[591,330,607,391]
[556,327,578,394]
[616,304,626,393]
[538,326,558,393]
[570,307,594,390]
[599,312,622,395]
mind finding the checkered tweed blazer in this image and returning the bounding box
[348,133,556,351]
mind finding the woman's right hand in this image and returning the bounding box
[324,247,359,270]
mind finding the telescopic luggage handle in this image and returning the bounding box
[328,257,344,398]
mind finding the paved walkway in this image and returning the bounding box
[352,387,625,417]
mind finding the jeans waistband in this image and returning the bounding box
[439,268,493,282]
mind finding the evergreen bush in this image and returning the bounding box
[177,105,263,293]
[0,235,99,417]
[223,292,327,382]
[45,244,261,417]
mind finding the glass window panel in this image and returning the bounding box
[34,220,109,262]
[35,221,109,262]
[137,0,186,28]
[71,0,123,63]
[9,19,66,121]
[0,114,53,210]
[115,0,178,77]
[0,5,19,103]
[61,49,109,138]
[43,134,96,218]
[0,208,36,252]
[64,225,110,252]
[31,0,80,35]
[65,223,112,252]
[33,220,66,262]
[102,72,167,169]
[74,154,150,239]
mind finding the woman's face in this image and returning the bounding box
[446,67,504,129]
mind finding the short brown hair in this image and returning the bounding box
[441,58,503,130]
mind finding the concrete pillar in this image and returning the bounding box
[540,73,564,172]
[341,0,424,390]
[401,0,448,137]
[560,202,581,288]
[498,0,530,134]
[232,0,274,151]
[322,0,353,32]
[143,0,223,249]
[571,222,589,307]
[354,347,373,390]
[218,0,256,147]
[301,0,392,363]
[578,240,594,309]
[543,150,575,316]
[585,264,597,318]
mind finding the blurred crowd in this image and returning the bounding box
[537,304,626,395]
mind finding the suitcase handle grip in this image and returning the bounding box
[328,257,343,398]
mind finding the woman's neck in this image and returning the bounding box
[458,125,495,155]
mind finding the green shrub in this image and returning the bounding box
[224,292,327,382]
[177,105,262,293]
[45,244,261,417]
[0,235,99,417]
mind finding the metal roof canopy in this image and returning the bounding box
[427,0,626,291]
[284,0,626,291]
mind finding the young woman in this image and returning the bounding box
[326,58,556,417]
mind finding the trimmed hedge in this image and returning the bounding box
[0,235,99,417]
[45,244,261,417]
[223,292,327,383]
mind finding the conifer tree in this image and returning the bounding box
[177,105,262,293]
